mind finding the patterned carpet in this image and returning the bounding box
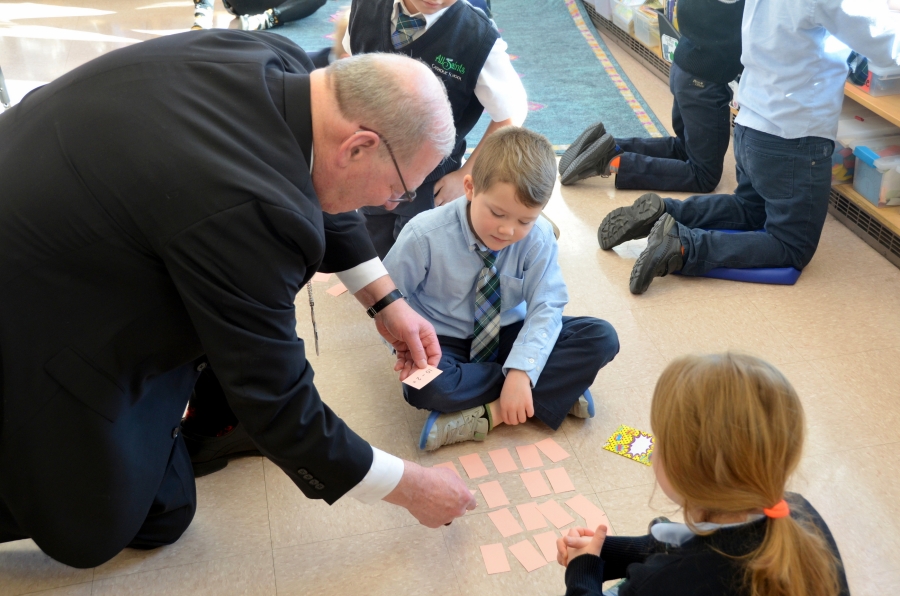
[272,0,667,152]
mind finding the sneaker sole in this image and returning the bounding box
[558,121,606,177]
[560,134,615,185]
[629,214,680,295]
[598,192,664,250]
[419,410,442,450]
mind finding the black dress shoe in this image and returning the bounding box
[629,213,683,295]
[598,192,665,250]
[559,121,606,177]
[182,422,262,478]
[560,134,618,185]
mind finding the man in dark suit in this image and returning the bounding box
[0,30,474,569]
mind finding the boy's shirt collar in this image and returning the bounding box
[457,199,494,254]
[393,0,451,27]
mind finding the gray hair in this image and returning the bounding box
[326,53,456,162]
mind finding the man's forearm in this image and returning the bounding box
[353,274,396,308]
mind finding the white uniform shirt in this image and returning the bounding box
[736,0,900,141]
[342,0,528,125]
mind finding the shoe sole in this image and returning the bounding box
[598,192,664,250]
[629,214,680,295]
[419,410,442,450]
[560,134,615,185]
[558,121,606,177]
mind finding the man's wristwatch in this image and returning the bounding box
[366,289,406,318]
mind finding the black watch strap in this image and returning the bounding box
[366,289,405,318]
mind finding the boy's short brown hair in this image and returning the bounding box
[471,127,557,208]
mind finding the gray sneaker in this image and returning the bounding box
[568,389,595,419]
[423,406,490,451]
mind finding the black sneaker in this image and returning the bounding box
[559,121,606,177]
[560,134,619,185]
[598,192,665,250]
[629,213,683,295]
[182,422,262,477]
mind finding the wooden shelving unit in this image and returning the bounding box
[832,85,900,269]
[583,2,670,84]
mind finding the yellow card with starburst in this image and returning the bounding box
[603,425,654,466]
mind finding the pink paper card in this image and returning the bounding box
[401,365,443,390]
[533,530,559,562]
[536,499,575,529]
[480,543,511,575]
[534,437,571,462]
[516,502,548,531]
[565,495,614,534]
[311,272,332,283]
[478,480,510,508]
[488,508,524,538]
[458,453,490,479]
[520,470,552,498]
[515,444,544,469]
[488,448,518,473]
[326,282,348,296]
[545,467,576,494]
[433,461,461,478]
[508,540,548,572]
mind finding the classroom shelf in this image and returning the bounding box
[843,82,900,128]
[583,2,670,84]
[829,184,900,269]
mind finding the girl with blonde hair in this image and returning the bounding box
[557,353,849,596]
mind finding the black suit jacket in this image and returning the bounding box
[0,30,375,551]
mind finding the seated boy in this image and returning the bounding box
[384,127,620,451]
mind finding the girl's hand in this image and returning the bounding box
[556,525,608,567]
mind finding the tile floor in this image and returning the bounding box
[2,2,900,595]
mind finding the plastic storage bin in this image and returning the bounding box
[833,106,900,184]
[851,135,900,206]
[587,0,612,19]
[857,63,900,97]
[633,6,661,56]
[611,0,645,35]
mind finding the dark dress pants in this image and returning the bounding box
[0,435,197,562]
[614,62,733,193]
[223,0,324,21]
[403,317,619,430]
[664,124,835,275]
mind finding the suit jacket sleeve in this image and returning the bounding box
[318,211,379,274]
[160,198,372,504]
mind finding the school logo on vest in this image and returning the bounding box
[431,55,466,81]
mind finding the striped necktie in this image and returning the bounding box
[392,12,426,49]
[470,249,501,363]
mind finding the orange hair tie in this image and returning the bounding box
[763,499,790,519]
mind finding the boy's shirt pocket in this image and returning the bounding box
[499,273,526,311]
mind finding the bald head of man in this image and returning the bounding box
[308,53,456,214]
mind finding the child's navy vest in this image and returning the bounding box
[349,0,498,188]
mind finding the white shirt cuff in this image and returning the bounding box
[343,446,405,504]
[335,258,389,294]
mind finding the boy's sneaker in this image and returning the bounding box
[568,389,596,419]
[233,8,277,30]
[421,406,490,451]
[559,121,606,177]
[191,0,214,30]
[560,134,620,185]
[598,192,665,250]
[629,213,683,295]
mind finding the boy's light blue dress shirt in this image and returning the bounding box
[737,0,900,142]
[383,198,567,387]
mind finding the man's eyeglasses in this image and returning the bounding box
[358,126,417,203]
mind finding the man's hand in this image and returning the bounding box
[375,299,442,380]
[383,460,476,527]
[556,525,607,568]
[499,370,534,425]
[432,169,467,207]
